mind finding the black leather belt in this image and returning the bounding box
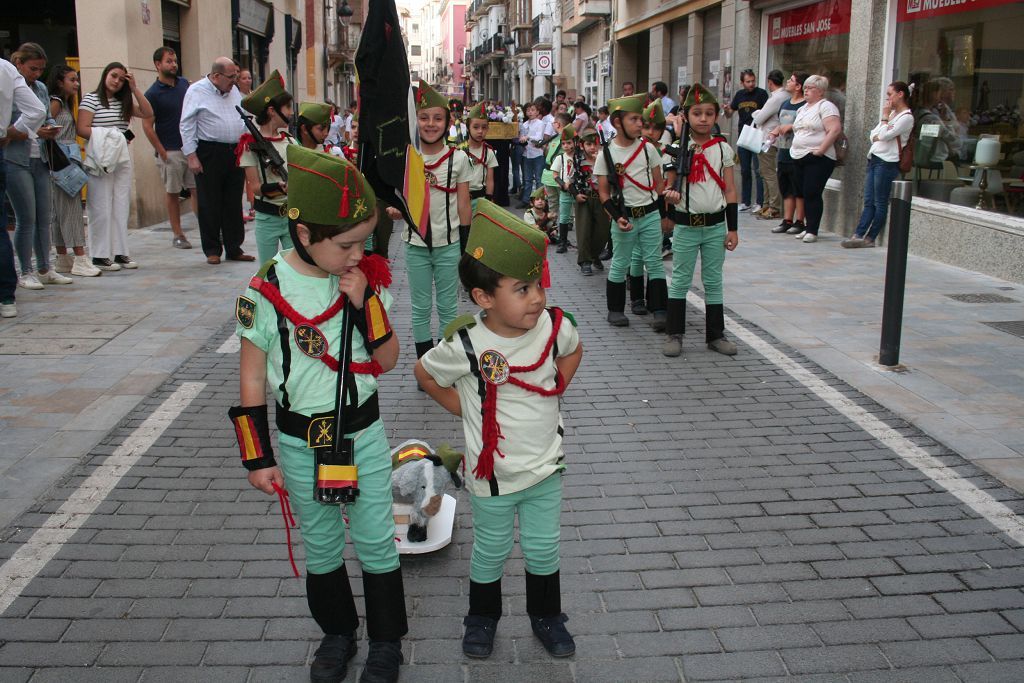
[670,209,725,227]
[627,202,660,218]
[254,198,288,217]
[276,393,379,449]
[470,189,487,199]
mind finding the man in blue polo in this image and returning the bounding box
[142,46,196,249]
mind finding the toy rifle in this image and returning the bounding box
[314,303,360,505]
[601,141,627,220]
[661,121,692,195]
[571,144,589,198]
[236,105,288,182]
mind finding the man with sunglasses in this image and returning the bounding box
[180,57,254,264]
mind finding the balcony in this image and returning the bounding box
[530,16,551,49]
[563,0,610,34]
[514,27,532,55]
[327,22,359,68]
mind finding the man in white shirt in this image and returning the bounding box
[651,81,676,116]
[0,57,46,318]
[179,57,253,264]
[751,69,788,219]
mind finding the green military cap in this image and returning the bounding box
[285,144,376,225]
[391,441,463,473]
[416,80,449,111]
[530,187,546,200]
[467,199,548,282]
[643,99,666,126]
[607,94,646,116]
[298,101,332,126]
[466,102,485,121]
[241,69,288,115]
[683,82,718,109]
[578,127,599,142]
[560,124,577,142]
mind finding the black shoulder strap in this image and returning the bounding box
[458,328,499,496]
[547,308,559,359]
[265,265,292,410]
[446,151,454,245]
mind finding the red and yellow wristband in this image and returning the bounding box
[353,286,393,351]
[228,404,277,471]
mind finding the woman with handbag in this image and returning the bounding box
[46,66,100,277]
[788,75,843,244]
[841,82,914,249]
[4,43,71,289]
[77,62,154,272]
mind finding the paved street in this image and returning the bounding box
[2,213,1024,681]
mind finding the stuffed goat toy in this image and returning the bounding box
[390,440,463,542]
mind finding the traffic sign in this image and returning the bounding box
[534,50,553,76]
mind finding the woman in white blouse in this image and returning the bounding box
[842,81,914,248]
[788,75,843,243]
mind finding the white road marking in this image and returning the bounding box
[686,292,1024,546]
[0,382,207,615]
[216,336,241,354]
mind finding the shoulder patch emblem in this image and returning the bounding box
[236,296,256,329]
[442,313,477,342]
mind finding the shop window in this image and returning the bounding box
[893,0,1024,215]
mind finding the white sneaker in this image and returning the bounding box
[0,301,15,318]
[739,204,750,212]
[38,270,73,285]
[794,231,807,239]
[71,255,102,277]
[18,273,44,290]
[54,254,73,273]
[802,233,818,243]
[750,204,761,213]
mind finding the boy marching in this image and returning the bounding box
[522,186,555,240]
[464,102,499,212]
[230,145,408,683]
[415,200,584,660]
[662,83,740,357]
[572,128,610,276]
[549,124,579,254]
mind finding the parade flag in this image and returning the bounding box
[355,0,429,237]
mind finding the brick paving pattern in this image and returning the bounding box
[2,243,1024,682]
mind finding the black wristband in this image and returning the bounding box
[726,202,738,233]
[602,199,623,222]
[228,405,277,471]
[657,196,668,219]
[459,224,470,253]
[260,182,284,197]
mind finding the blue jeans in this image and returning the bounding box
[737,146,763,206]
[854,155,900,241]
[6,157,51,274]
[520,155,545,203]
[0,149,16,304]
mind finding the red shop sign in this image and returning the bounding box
[898,0,1020,23]
[767,0,852,45]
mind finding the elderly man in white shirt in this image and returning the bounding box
[1,57,47,319]
[751,69,789,220]
[179,57,253,264]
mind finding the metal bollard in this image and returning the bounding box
[878,180,913,367]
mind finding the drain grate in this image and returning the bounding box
[946,293,1018,304]
[983,321,1024,339]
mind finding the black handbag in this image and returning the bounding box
[44,139,71,172]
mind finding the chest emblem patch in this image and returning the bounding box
[614,162,626,176]
[236,296,256,329]
[424,170,437,185]
[295,323,328,359]
[479,349,510,386]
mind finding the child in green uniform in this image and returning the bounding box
[464,102,499,213]
[407,80,472,364]
[626,99,670,316]
[237,70,294,264]
[296,101,333,151]
[593,94,668,329]
[230,145,408,683]
[572,128,610,276]
[415,200,584,660]
[540,112,572,230]
[662,83,740,357]
[549,124,578,254]
[522,187,555,240]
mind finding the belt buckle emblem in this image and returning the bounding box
[691,213,706,227]
[630,206,645,218]
[308,416,334,449]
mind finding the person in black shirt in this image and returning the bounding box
[725,69,768,211]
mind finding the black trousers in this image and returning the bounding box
[792,153,836,235]
[194,140,245,257]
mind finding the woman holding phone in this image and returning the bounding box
[77,62,153,271]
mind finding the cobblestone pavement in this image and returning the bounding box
[2,230,1024,682]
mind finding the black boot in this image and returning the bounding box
[628,275,648,316]
[662,298,686,357]
[463,579,502,658]
[705,304,737,356]
[647,279,668,332]
[606,280,629,327]
[360,569,408,683]
[414,341,433,392]
[307,566,359,683]
[526,571,575,657]
[556,224,569,253]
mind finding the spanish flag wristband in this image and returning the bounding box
[352,286,393,351]
[228,404,277,471]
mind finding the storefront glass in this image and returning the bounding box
[892,0,1024,215]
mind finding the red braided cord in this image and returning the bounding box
[272,482,301,578]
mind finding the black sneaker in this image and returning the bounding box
[462,615,498,658]
[772,220,792,234]
[598,247,611,261]
[530,614,576,657]
[580,262,593,276]
[92,257,121,272]
[360,640,402,683]
[113,255,138,269]
[311,633,357,683]
[592,259,603,272]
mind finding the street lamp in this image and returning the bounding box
[338,0,354,18]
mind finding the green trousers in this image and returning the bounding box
[608,211,663,283]
[575,194,610,264]
[254,212,293,265]
[669,221,726,304]
[405,241,460,344]
[277,420,400,575]
[469,473,562,583]
[558,189,574,223]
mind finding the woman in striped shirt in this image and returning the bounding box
[77,62,153,271]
